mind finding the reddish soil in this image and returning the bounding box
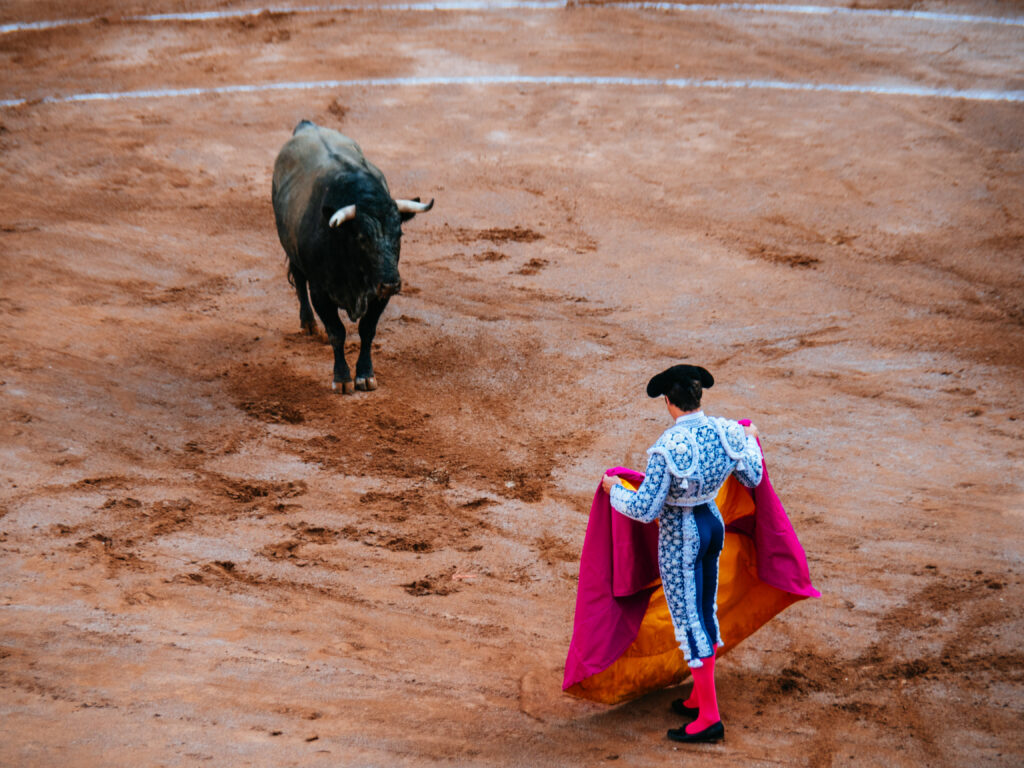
[1,2,1022,766]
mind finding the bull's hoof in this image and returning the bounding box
[300,318,318,336]
[355,377,378,391]
[332,380,356,395]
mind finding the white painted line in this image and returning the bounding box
[2,1,1022,34]
[0,17,94,34]
[3,75,1023,109]
[133,1,565,23]
[605,3,1024,26]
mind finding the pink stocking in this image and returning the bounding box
[682,644,717,709]
[685,654,720,734]
[682,687,700,709]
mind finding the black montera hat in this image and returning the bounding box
[646,364,714,398]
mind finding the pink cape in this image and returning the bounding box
[562,433,818,693]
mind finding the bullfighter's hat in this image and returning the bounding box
[646,364,714,398]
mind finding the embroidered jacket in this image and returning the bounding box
[609,411,764,522]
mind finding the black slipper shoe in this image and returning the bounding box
[670,698,700,718]
[666,721,724,743]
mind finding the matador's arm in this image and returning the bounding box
[609,452,672,523]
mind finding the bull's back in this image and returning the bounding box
[271,121,377,259]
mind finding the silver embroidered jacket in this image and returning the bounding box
[610,411,764,521]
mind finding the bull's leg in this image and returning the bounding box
[354,296,388,391]
[309,291,354,394]
[289,262,317,335]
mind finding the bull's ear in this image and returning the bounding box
[396,197,434,222]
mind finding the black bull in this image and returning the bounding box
[271,120,433,393]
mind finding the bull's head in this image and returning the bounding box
[322,179,434,301]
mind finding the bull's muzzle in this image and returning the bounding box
[377,281,402,299]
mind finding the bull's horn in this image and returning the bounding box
[395,198,434,214]
[329,205,357,227]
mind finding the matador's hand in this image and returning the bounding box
[601,473,622,495]
[743,423,759,439]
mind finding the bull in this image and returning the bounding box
[271,120,433,393]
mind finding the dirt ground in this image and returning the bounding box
[1,1,1022,766]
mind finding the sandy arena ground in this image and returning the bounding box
[1,1,1022,765]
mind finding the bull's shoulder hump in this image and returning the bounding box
[274,125,390,198]
[276,131,347,176]
[307,124,364,161]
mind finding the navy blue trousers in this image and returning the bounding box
[659,502,726,666]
